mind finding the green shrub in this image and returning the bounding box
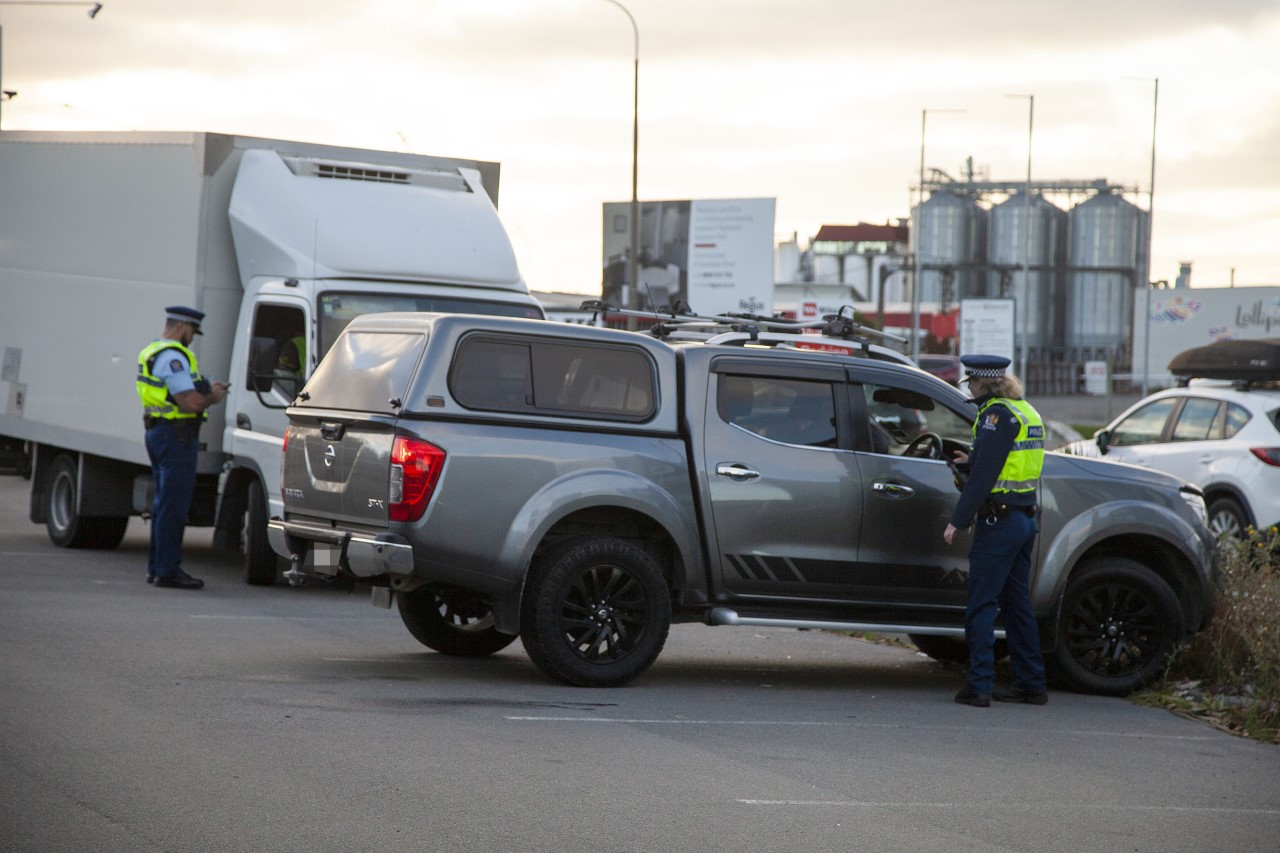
[1139,526,1280,743]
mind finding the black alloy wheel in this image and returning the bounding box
[398,585,517,657]
[1051,558,1184,696]
[521,536,671,687]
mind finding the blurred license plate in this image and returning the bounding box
[307,543,341,575]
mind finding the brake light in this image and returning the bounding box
[389,436,445,522]
[280,426,293,499]
[1249,447,1280,467]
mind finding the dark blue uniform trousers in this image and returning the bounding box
[144,420,198,579]
[964,510,1047,695]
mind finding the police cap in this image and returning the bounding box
[165,305,205,335]
[960,354,1010,378]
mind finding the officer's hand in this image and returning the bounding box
[210,381,230,403]
[943,523,957,545]
[949,451,968,465]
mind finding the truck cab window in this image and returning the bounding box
[250,304,307,398]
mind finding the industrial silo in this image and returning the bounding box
[1065,192,1145,355]
[986,193,1066,352]
[912,190,984,307]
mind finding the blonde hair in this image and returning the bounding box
[972,374,1025,399]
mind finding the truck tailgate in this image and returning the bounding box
[284,416,396,527]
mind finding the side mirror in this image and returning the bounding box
[1095,429,1111,454]
[248,337,279,393]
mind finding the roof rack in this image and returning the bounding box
[579,300,908,352]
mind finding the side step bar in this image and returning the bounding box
[707,607,1006,639]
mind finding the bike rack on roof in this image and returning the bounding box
[578,300,909,353]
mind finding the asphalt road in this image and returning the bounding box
[1,473,1277,853]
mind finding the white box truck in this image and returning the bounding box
[0,130,544,584]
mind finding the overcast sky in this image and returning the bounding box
[3,0,1278,296]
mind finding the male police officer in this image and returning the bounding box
[942,354,1049,707]
[136,306,229,589]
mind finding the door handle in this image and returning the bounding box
[1198,455,1214,464]
[873,481,915,497]
[716,463,760,481]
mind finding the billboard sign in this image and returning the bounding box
[959,298,1015,366]
[1132,286,1280,382]
[603,198,776,316]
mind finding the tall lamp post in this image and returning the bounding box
[1140,78,1159,395]
[911,108,963,362]
[598,0,639,318]
[0,1,102,128]
[1006,93,1034,382]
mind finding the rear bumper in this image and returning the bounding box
[268,518,414,578]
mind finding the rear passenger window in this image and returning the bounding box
[1171,398,1223,441]
[1225,403,1253,439]
[717,375,837,447]
[451,336,655,421]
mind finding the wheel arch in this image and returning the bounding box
[490,473,699,635]
[1200,484,1255,526]
[1037,504,1215,644]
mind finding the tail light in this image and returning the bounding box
[1249,447,1280,467]
[280,426,294,499]
[389,436,445,522]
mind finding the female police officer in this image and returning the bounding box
[942,355,1049,707]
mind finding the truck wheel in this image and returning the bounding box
[1049,558,1184,696]
[908,634,1007,665]
[46,454,129,549]
[521,537,671,687]
[243,480,280,586]
[398,586,517,657]
[1207,497,1248,540]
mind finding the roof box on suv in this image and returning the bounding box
[1169,338,1280,384]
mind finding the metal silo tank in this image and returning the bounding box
[913,190,984,308]
[986,193,1066,351]
[1066,192,1143,353]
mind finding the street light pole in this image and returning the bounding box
[1006,93,1034,382]
[0,1,102,128]
[911,108,963,362]
[598,0,639,318]
[1141,78,1159,395]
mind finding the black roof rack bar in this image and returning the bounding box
[578,301,908,345]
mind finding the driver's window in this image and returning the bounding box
[861,383,971,456]
[1109,399,1176,446]
[250,304,307,399]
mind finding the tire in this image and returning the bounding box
[908,634,1008,665]
[243,479,280,586]
[398,586,517,657]
[1049,558,1185,696]
[1207,497,1249,540]
[520,537,671,687]
[45,454,129,550]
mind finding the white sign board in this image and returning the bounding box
[1132,286,1280,383]
[959,299,1015,366]
[601,197,776,316]
[1083,360,1109,395]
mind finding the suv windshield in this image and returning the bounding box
[318,291,543,361]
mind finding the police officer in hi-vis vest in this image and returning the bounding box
[943,354,1049,708]
[136,306,229,589]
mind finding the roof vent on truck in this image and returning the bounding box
[281,156,472,192]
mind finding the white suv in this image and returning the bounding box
[1065,381,1280,538]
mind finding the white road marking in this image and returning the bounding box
[505,715,1221,740]
[737,799,1280,816]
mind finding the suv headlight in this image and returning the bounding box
[1180,488,1208,527]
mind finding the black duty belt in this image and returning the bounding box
[978,501,1036,520]
[143,416,201,437]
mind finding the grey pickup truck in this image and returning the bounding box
[269,311,1216,695]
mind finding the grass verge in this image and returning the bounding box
[1135,526,1280,745]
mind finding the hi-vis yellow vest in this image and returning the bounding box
[136,340,204,421]
[974,396,1045,495]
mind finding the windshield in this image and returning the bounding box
[317,291,544,361]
